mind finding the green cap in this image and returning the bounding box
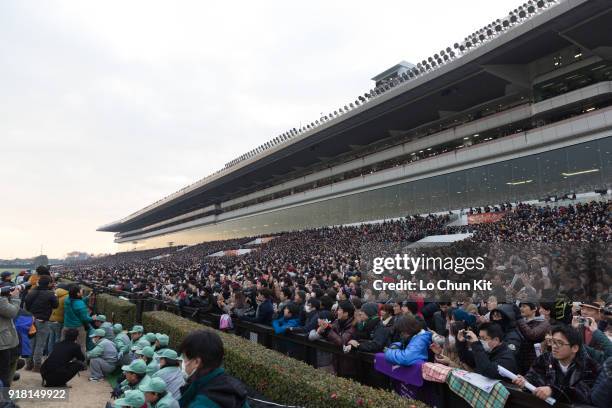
[144,332,157,343]
[128,325,144,334]
[113,323,123,334]
[136,346,155,359]
[157,348,181,361]
[130,337,151,352]
[121,359,147,374]
[114,390,145,407]
[155,333,169,346]
[139,377,167,394]
[94,314,106,322]
[89,328,106,338]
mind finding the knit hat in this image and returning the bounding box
[114,390,145,407]
[139,377,168,394]
[361,302,379,318]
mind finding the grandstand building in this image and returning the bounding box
[99,0,612,251]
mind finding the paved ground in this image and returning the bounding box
[12,368,112,408]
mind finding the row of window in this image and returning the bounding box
[119,136,612,251]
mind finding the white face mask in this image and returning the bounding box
[448,335,456,347]
[304,305,313,313]
[181,358,197,380]
[480,339,492,353]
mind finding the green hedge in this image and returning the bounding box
[143,311,427,408]
[95,293,137,329]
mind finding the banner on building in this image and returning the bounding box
[467,212,506,225]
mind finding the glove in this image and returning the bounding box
[110,384,122,399]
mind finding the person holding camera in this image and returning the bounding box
[456,323,518,380]
[0,283,21,389]
[571,315,612,363]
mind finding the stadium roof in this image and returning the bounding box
[99,0,612,233]
[371,61,415,82]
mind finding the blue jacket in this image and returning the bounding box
[384,330,432,366]
[14,309,34,357]
[271,316,300,335]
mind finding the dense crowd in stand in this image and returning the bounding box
[1,199,610,407]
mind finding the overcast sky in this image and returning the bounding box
[0,0,521,259]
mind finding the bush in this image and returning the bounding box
[143,311,428,408]
[96,293,137,329]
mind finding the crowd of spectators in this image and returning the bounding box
[0,266,251,407]
[24,199,611,406]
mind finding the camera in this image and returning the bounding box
[0,282,31,295]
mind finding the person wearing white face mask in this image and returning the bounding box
[287,298,321,335]
[456,323,518,380]
[178,330,249,408]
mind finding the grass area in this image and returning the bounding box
[0,267,25,278]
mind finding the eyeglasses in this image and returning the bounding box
[551,339,571,348]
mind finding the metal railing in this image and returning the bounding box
[83,282,595,408]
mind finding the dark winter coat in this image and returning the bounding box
[457,341,518,379]
[25,286,58,321]
[524,351,600,405]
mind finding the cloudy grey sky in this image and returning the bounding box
[0,0,520,259]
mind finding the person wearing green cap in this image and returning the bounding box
[144,332,157,344]
[118,359,151,396]
[113,323,132,365]
[92,314,115,341]
[140,377,179,408]
[131,337,151,356]
[152,349,184,400]
[128,325,149,359]
[128,325,145,342]
[114,389,145,408]
[87,328,118,381]
[136,346,159,376]
[154,333,170,354]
